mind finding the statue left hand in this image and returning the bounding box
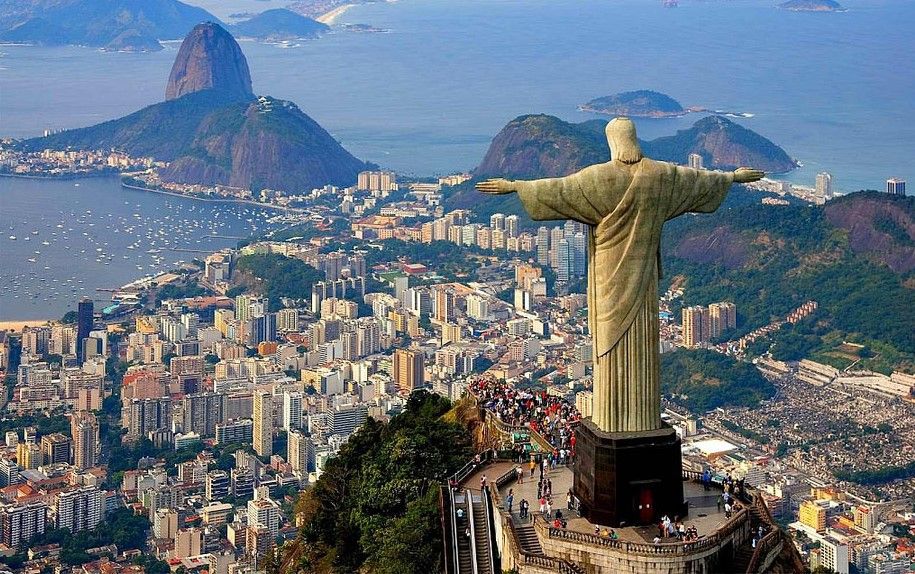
[476,178,517,195]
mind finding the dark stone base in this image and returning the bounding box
[573,419,686,527]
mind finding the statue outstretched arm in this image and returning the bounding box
[476,165,608,224]
[665,165,762,219]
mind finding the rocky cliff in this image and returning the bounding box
[166,22,254,102]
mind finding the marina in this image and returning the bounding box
[0,175,285,319]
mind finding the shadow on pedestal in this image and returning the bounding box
[573,419,686,527]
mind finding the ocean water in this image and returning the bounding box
[0,0,913,317]
[0,177,282,319]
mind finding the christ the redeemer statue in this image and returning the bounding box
[477,118,763,434]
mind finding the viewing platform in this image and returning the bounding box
[441,395,806,574]
[450,461,801,574]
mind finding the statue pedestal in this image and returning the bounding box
[573,419,686,527]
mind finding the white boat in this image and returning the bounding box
[8,235,15,240]
[27,258,36,262]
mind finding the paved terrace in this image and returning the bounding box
[461,462,743,547]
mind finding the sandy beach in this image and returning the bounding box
[0,319,53,333]
[316,4,355,25]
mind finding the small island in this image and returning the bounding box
[779,0,846,12]
[579,90,687,118]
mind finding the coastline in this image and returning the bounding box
[0,319,53,332]
[120,182,305,213]
[0,171,115,181]
[317,4,356,25]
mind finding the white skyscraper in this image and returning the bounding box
[815,172,833,201]
[282,391,303,431]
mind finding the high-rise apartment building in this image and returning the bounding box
[247,496,281,541]
[708,302,737,339]
[688,153,704,170]
[287,429,315,476]
[40,433,71,465]
[76,297,93,365]
[54,486,102,533]
[682,306,710,348]
[536,227,550,266]
[886,178,906,196]
[815,172,833,201]
[282,391,303,431]
[122,397,172,442]
[253,391,273,458]
[393,348,424,394]
[505,214,519,238]
[356,170,397,193]
[71,411,99,470]
[180,393,227,438]
[490,213,505,231]
[0,502,47,548]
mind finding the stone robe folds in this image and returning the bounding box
[517,159,733,433]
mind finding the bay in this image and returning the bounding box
[0,176,282,320]
[1,0,913,318]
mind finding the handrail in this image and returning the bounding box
[446,486,460,574]
[466,489,481,574]
[533,506,750,557]
[503,513,584,574]
[480,486,499,574]
[745,530,781,573]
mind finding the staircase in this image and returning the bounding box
[471,495,494,574]
[732,545,756,573]
[514,522,544,555]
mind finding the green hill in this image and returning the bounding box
[661,349,776,413]
[663,191,915,372]
[230,9,329,40]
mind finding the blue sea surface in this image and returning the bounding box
[0,0,913,318]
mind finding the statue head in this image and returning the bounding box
[606,117,643,164]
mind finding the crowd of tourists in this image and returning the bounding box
[468,377,581,456]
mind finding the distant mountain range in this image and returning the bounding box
[21,22,367,192]
[0,1,328,51]
[0,0,214,51]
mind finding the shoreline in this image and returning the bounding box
[120,182,305,212]
[0,171,115,181]
[0,319,53,332]
[317,4,356,25]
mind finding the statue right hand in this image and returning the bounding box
[733,167,765,183]
[476,178,517,195]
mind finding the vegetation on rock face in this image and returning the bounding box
[660,349,776,412]
[234,253,325,311]
[276,391,473,574]
[663,192,915,372]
